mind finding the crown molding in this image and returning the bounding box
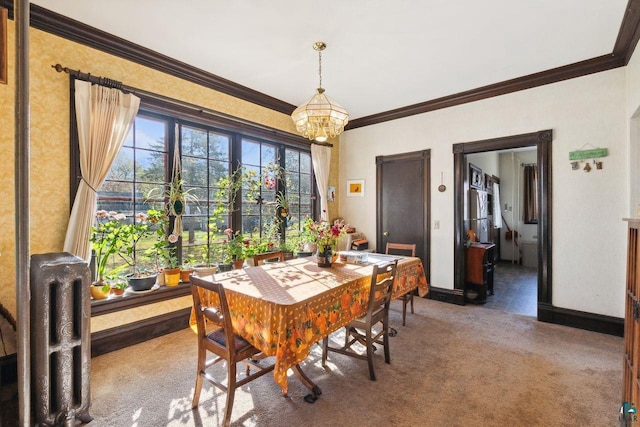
[347,54,624,129]
[2,0,639,129]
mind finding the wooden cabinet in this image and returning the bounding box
[624,219,640,408]
[465,243,495,303]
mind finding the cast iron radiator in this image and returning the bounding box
[30,253,92,426]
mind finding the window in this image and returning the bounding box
[88,106,316,272]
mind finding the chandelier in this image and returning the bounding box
[291,42,349,143]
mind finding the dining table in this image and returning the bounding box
[188,253,428,397]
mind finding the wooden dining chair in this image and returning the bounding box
[253,250,285,266]
[385,242,417,326]
[321,259,398,381]
[190,276,274,426]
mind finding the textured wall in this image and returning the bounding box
[0,22,341,332]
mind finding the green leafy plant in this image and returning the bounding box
[90,209,166,282]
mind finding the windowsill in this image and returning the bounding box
[91,282,191,317]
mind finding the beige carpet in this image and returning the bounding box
[86,298,622,426]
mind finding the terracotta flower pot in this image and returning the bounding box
[110,287,125,297]
[180,268,194,283]
[233,259,245,270]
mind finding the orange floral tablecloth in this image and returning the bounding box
[189,255,428,393]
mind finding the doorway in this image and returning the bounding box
[453,130,553,317]
[467,149,538,316]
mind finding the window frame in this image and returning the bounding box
[69,80,319,290]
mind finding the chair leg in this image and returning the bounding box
[410,292,414,314]
[223,362,237,427]
[321,337,329,366]
[365,328,376,381]
[402,296,408,326]
[192,347,206,408]
[383,319,391,364]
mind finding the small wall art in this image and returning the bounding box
[346,179,365,197]
[327,185,335,201]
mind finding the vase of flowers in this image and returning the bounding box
[304,218,347,267]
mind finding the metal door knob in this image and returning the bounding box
[383,231,389,236]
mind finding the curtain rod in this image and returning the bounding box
[51,64,333,148]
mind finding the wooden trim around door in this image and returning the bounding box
[453,130,552,311]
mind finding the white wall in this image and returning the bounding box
[340,67,628,318]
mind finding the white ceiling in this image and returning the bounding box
[32,0,629,120]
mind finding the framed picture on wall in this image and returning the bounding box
[346,179,365,197]
[469,163,483,190]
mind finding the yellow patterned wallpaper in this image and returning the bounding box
[0,23,341,332]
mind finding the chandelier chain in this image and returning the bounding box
[318,50,322,89]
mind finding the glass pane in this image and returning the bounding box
[300,175,311,194]
[182,157,207,186]
[139,183,165,207]
[209,133,230,160]
[209,160,229,184]
[242,216,260,233]
[135,116,166,151]
[242,139,260,166]
[300,152,311,173]
[106,147,134,182]
[289,174,300,193]
[97,182,133,214]
[261,144,276,165]
[181,126,208,157]
[135,149,166,183]
[285,149,299,172]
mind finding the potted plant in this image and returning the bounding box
[90,209,164,293]
[158,244,180,286]
[180,255,196,283]
[274,191,289,219]
[223,228,247,269]
[108,276,128,297]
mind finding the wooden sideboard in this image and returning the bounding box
[624,219,640,408]
[465,243,495,303]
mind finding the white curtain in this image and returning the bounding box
[310,144,331,220]
[63,80,140,260]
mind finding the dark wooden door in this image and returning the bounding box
[376,150,430,279]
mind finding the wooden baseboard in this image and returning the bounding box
[538,303,623,337]
[427,286,465,305]
[91,308,192,357]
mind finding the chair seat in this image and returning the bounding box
[207,328,255,353]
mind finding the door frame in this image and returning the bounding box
[453,130,552,313]
[376,149,431,283]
